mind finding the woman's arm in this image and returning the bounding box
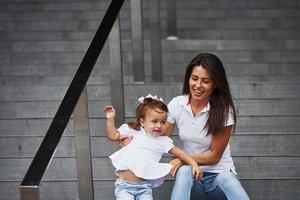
[164,122,174,136]
[169,125,232,175]
[192,125,232,165]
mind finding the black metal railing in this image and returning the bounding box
[20,0,125,198]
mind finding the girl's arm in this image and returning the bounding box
[104,106,120,141]
[192,125,232,165]
[169,147,202,180]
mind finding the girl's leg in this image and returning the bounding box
[136,187,153,200]
[137,191,153,200]
[114,180,135,200]
[170,165,194,200]
[214,171,250,200]
[115,188,135,200]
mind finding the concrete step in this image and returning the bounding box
[175,0,300,9]
[1,16,298,34]
[2,28,300,41]
[1,75,300,86]
[0,0,297,17]
[1,0,299,40]
[1,157,298,181]
[1,61,299,78]
[1,115,300,137]
[1,6,299,23]
[175,29,300,40]
[0,3,298,24]
[1,39,299,84]
[0,99,299,119]
[0,0,298,10]
[1,134,299,158]
[1,180,299,200]
[1,50,300,67]
[2,40,299,52]
[1,83,299,101]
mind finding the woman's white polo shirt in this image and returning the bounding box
[167,95,236,174]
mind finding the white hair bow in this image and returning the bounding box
[138,94,164,103]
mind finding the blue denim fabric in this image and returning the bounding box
[170,165,250,200]
[191,185,227,200]
[191,172,228,200]
[114,179,153,200]
[170,165,194,200]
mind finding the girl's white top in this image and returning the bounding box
[109,124,174,187]
[167,95,236,174]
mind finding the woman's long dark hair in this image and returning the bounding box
[183,53,236,135]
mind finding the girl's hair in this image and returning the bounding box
[128,98,169,130]
[183,53,236,135]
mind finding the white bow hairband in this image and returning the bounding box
[138,94,164,103]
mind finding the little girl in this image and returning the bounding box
[104,94,202,200]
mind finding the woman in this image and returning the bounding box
[165,53,250,200]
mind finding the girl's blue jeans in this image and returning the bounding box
[170,165,250,200]
[114,179,153,200]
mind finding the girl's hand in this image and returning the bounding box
[104,106,115,119]
[191,164,202,181]
[118,135,133,147]
[169,158,183,177]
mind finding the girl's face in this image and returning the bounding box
[189,65,215,103]
[140,108,168,137]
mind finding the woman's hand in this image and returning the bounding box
[191,164,202,181]
[118,135,133,147]
[169,158,183,177]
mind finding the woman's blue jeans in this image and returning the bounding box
[170,165,250,200]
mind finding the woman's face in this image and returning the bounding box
[189,65,215,103]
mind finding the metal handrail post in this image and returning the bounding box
[166,0,178,40]
[149,0,163,82]
[109,16,125,126]
[73,86,94,200]
[130,0,145,82]
[20,186,39,200]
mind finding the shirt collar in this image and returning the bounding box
[180,95,210,114]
